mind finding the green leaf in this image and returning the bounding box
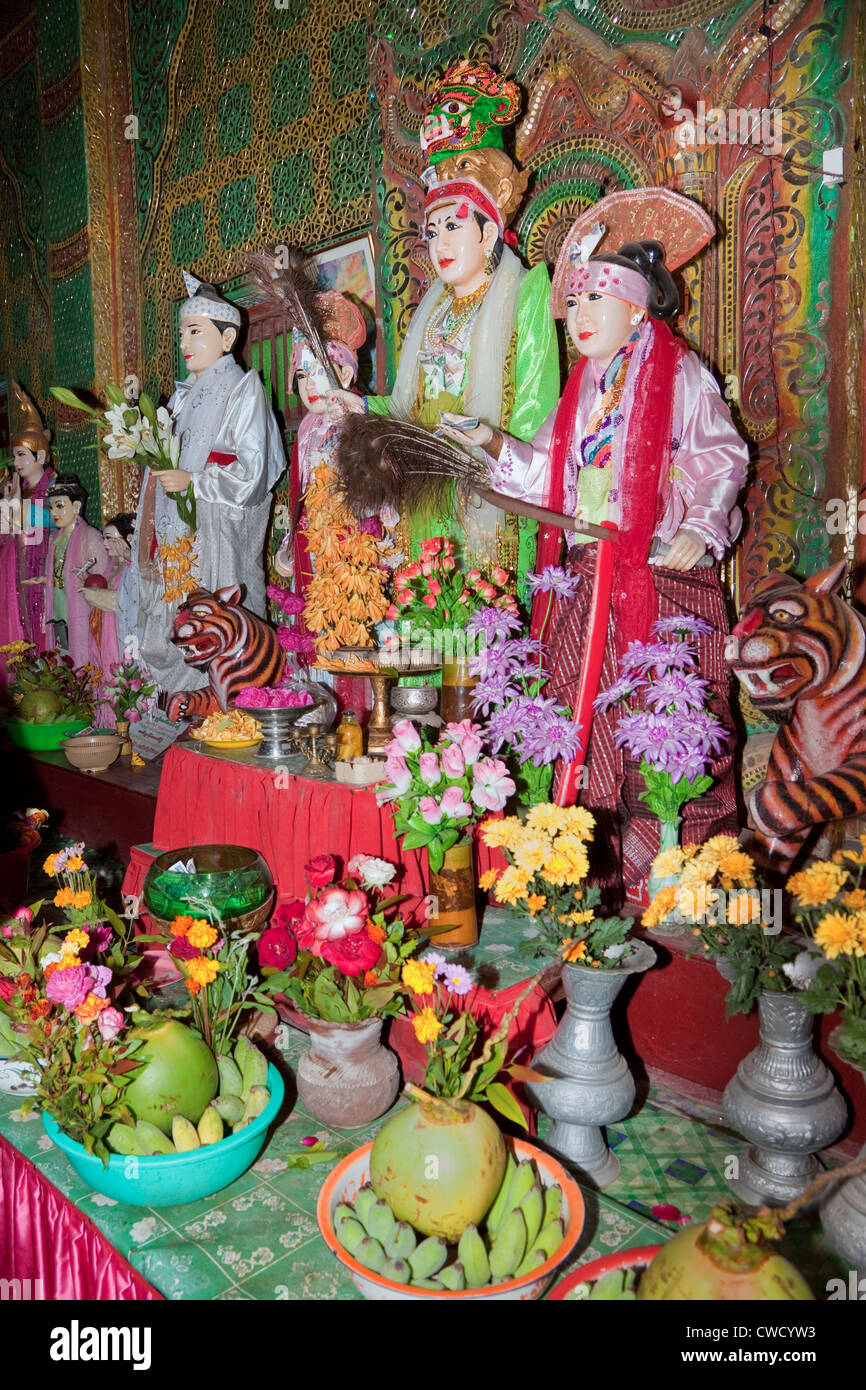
[312,970,351,1022]
[484,1082,528,1130]
[428,839,445,875]
[401,829,435,852]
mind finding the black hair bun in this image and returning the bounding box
[595,239,679,321]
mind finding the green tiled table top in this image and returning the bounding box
[1,1012,852,1300]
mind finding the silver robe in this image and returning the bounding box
[117,354,287,692]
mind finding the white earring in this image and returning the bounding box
[631,313,642,325]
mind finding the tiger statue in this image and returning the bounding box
[166,585,285,722]
[726,560,866,864]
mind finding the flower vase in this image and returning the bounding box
[427,839,478,949]
[819,1039,866,1272]
[525,940,656,1186]
[296,1015,399,1129]
[722,993,847,1206]
[646,815,681,908]
[115,718,132,757]
[439,654,477,726]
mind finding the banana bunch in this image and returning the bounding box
[334,1155,566,1291]
[565,1269,638,1301]
[106,1037,271,1156]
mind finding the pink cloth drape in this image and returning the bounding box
[0,1132,163,1299]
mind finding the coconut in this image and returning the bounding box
[637,1206,814,1300]
[125,1019,218,1134]
[18,689,63,724]
[370,1093,506,1241]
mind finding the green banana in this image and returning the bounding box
[485,1152,517,1235]
[408,1236,448,1280]
[353,1186,378,1230]
[239,1041,268,1095]
[216,1053,243,1098]
[437,1262,466,1291]
[356,1236,387,1274]
[337,1217,367,1257]
[106,1123,142,1156]
[502,1161,535,1220]
[519,1184,544,1254]
[513,1247,547,1280]
[385,1222,416,1262]
[242,1085,270,1121]
[135,1120,175,1155]
[172,1115,201,1151]
[411,1278,444,1290]
[197,1106,224,1145]
[457,1223,490,1289]
[382,1258,411,1285]
[233,1034,255,1070]
[534,1218,565,1259]
[543,1182,563,1227]
[212,1094,245,1126]
[589,1269,627,1300]
[488,1209,527,1284]
[334,1203,357,1230]
[366,1199,397,1247]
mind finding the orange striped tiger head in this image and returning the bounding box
[727,561,862,722]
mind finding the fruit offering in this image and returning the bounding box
[108,1034,271,1156]
[335,1152,566,1291]
[190,709,262,743]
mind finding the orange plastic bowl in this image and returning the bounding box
[317,1138,585,1301]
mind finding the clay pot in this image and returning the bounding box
[296,1015,399,1129]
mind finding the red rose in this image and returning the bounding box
[272,900,305,930]
[258,926,298,970]
[169,937,200,961]
[0,977,18,1003]
[304,855,336,888]
[319,929,382,978]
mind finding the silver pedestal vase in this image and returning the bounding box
[820,1042,866,1273]
[525,939,656,1187]
[722,993,847,1206]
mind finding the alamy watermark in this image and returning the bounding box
[673,100,782,157]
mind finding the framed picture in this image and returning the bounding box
[312,231,378,392]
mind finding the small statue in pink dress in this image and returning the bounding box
[43,475,110,674]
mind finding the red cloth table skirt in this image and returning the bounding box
[0,1133,162,1299]
[144,743,501,917]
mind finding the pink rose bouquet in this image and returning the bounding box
[378,719,515,872]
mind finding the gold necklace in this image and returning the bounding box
[53,531,70,591]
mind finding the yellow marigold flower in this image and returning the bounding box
[65,854,85,873]
[74,992,108,1024]
[478,868,499,893]
[727,890,762,926]
[642,885,678,929]
[170,915,194,937]
[187,956,221,986]
[559,806,595,840]
[788,862,849,909]
[72,890,91,910]
[512,834,552,876]
[814,911,863,960]
[571,909,595,925]
[718,851,756,885]
[542,853,577,888]
[57,951,81,971]
[186,919,219,950]
[402,960,437,995]
[64,928,89,951]
[681,844,699,859]
[703,835,742,855]
[562,939,588,963]
[493,865,532,907]
[652,846,684,877]
[526,894,546,915]
[54,887,74,909]
[843,889,866,911]
[676,883,719,922]
[525,803,564,835]
[479,818,520,851]
[412,1007,443,1045]
[43,854,58,877]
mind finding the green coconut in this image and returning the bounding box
[18,689,63,723]
[370,1094,506,1242]
[637,1205,814,1301]
[125,1019,218,1134]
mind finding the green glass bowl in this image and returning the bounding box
[142,844,275,930]
[6,719,89,751]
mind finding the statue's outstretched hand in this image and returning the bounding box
[437,413,494,448]
[158,468,192,494]
[654,528,707,572]
[323,390,364,422]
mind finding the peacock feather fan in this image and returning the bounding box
[334,413,492,518]
[244,246,338,388]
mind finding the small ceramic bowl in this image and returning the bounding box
[61,730,123,772]
[317,1138,585,1301]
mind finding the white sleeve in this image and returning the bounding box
[192,372,288,509]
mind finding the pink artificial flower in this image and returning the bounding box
[491,567,509,588]
[89,965,113,999]
[45,964,92,1011]
[97,1007,125,1041]
[419,537,443,557]
[0,924,13,939]
[384,752,412,795]
[479,583,497,601]
[467,569,482,584]
[390,720,422,754]
[395,589,413,606]
[440,742,466,779]
[0,977,17,1002]
[418,751,441,787]
[129,679,142,691]
[443,720,482,752]
[440,784,472,818]
[422,594,437,608]
[303,887,368,942]
[470,758,516,812]
[441,556,456,572]
[427,578,441,596]
[127,708,142,723]
[384,605,399,621]
[418,796,443,826]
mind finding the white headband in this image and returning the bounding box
[179,270,241,328]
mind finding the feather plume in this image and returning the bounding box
[244,246,338,388]
[334,412,491,517]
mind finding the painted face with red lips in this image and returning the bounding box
[179,314,235,378]
[566,290,643,370]
[295,345,353,414]
[424,201,498,295]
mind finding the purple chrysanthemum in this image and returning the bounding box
[466,606,523,641]
[594,673,646,714]
[643,670,710,713]
[620,638,696,678]
[525,566,581,600]
[652,613,715,639]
